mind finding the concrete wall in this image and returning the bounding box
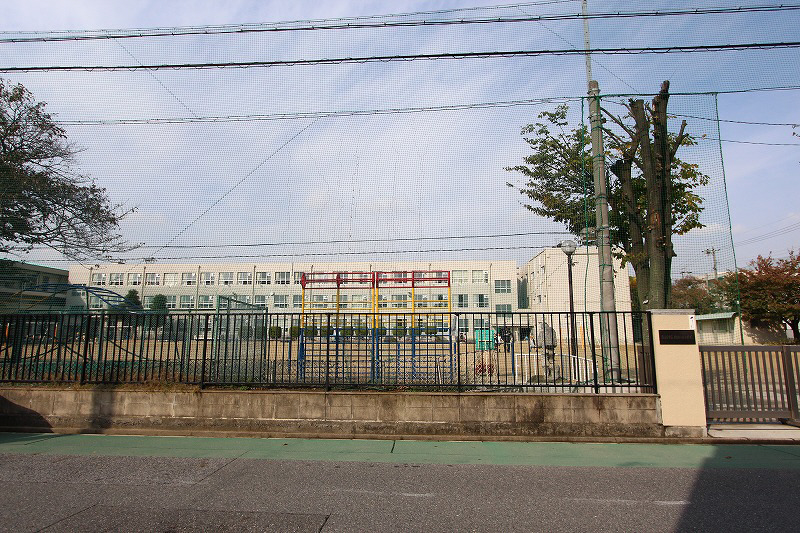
[0,387,668,440]
[651,310,707,438]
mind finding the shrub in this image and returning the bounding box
[268,326,282,340]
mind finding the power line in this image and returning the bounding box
[1,4,796,43]
[737,214,800,236]
[48,87,800,127]
[736,220,800,246]
[24,230,573,253]
[674,113,800,127]
[18,244,555,263]
[4,42,799,72]
[712,137,800,146]
[55,97,580,126]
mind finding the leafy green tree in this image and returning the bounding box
[0,79,133,260]
[670,276,720,315]
[506,82,708,310]
[123,289,142,308]
[719,251,800,340]
[150,294,168,312]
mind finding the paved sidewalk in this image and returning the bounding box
[707,423,800,442]
[2,432,800,469]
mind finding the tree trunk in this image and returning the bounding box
[610,157,651,310]
[651,81,674,308]
[789,319,800,343]
[629,99,667,309]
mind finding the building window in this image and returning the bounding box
[458,317,469,336]
[474,317,487,329]
[109,273,124,286]
[253,295,267,308]
[456,294,469,308]
[472,270,489,284]
[377,294,389,308]
[294,272,303,284]
[256,272,271,285]
[127,273,142,286]
[475,294,489,308]
[163,273,179,287]
[218,272,234,285]
[494,280,511,294]
[275,272,290,285]
[165,295,177,309]
[432,293,448,308]
[145,273,160,286]
[496,304,512,315]
[142,296,153,309]
[237,272,253,285]
[293,295,302,308]
[232,295,252,309]
[391,293,409,308]
[91,273,106,286]
[179,295,195,309]
[88,295,103,309]
[182,272,197,286]
[198,295,214,309]
[273,294,288,308]
[311,294,328,309]
[452,270,468,284]
[200,272,215,286]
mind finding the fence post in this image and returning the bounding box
[200,313,210,388]
[781,346,799,421]
[589,313,599,394]
[325,314,332,390]
[646,312,657,394]
[455,313,462,392]
[80,314,92,384]
[262,308,269,384]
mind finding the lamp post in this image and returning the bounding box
[559,240,578,363]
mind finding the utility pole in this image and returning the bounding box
[704,247,719,281]
[584,0,620,380]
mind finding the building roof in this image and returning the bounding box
[696,311,737,321]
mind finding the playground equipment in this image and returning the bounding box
[297,270,454,384]
[4,284,144,313]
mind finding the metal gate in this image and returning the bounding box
[700,345,800,422]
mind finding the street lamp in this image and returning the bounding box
[558,240,578,362]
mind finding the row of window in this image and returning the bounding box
[91,271,301,287]
[89,271,513,291]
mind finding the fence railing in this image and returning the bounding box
[700,344,800,421]
[0,311,655,393]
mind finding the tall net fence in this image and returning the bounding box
[1,1,798,326]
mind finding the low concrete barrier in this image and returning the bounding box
[0,386,676,440]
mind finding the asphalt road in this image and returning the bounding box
[1,433,799,532]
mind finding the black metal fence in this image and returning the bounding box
[0,311,655,393]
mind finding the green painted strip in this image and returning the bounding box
[0,433,798,469]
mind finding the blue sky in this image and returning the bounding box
[2,0,798,277]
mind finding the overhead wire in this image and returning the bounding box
[4,42,800,72]
[0,4,796,42]
[736,220,800,246]
[19,244,557,263]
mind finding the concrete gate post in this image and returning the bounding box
[650,309,707,438]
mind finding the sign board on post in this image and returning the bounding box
[658,330,696,345]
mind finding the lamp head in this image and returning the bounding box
[558,240,577,256]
